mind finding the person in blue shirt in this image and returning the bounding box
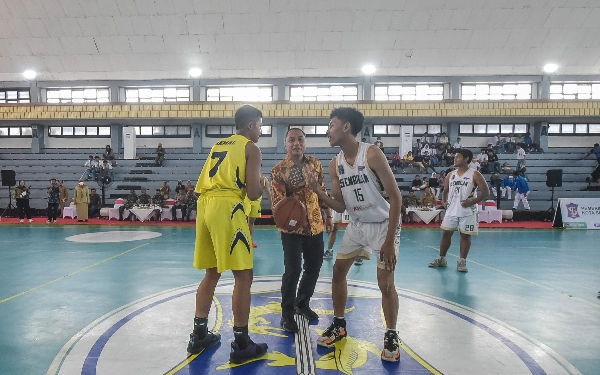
[500,174,514,200]
[512,171,530,210]
[583,143,600,163]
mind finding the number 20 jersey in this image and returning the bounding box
[195,134,250,198]
[335,142,390,223]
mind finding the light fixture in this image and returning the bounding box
[362,64,376,75]
[543,64,558,74]
[23,70,37,80]
[189,68,202,78]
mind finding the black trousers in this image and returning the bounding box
[172,205,186,220]
[88,204,100,218]
[47,203,59,221]
[280,232,324,317]
[16,198,31,220]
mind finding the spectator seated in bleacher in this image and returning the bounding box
[184,190,198,222]
[420,187,437,208]
[583,143,600,163]
[504,133,516,153]
[468,159,481,172]
[501,162,513,174]
[138,188,152,205]
[487,150,501,173]
[488,133,502,154]
[441,144,454,167]
[402,190,419,223]
[412,138,421,154]
[476,149,489,173]
[374,137,384,152]
[101,159,114,180]
[500,174,514,200]
[589,164,600,187]
[421,131,432,144]
[453,137,463,149]
[155,143,166,166]
[420,142,432,158]
[411,175,425,191]
[103,145,117,166]
[391,151,402,172]
[523,132,539,152]
[174,180,185,195]
[160,180,171,199]
[119,190,137,221]
[402,151,418,173]
[412,151,427,173]
[422,151,436,173]
[428,172,440,198]
[439,132,449,145]
[93,156,101,180]
[185,180,194,192]
[84,155,96,180]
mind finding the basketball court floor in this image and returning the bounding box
[0,224,598,375]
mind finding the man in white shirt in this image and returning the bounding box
[84,155,95,180]
[476,149,488,172]
[453,137,463,149]
[469,160,481,171]
[516,144,526,172]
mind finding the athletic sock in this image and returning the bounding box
[333,317,346,327]
[193,317,208,338]
[233,325,250,349]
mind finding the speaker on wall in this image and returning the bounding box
[546,169,562,188]
[1,170,16,187]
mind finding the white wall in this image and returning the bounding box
[548,136,600,148]
[135,137,193,149]
[202,127,278,149]
[0,138,30,148]
[44,137,109,148]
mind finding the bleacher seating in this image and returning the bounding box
[1,146,598,213]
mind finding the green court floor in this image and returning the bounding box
[0,225,598,375]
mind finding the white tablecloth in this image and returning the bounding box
[406,208,443,224]
[129,206,160,222]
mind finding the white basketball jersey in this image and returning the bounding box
[336,142,390,223]
[446,168,478,217]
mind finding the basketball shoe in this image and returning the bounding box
[229,339,268,364]
[323,249,334,258]
[381,330,401,362]
[187,330,221,354]
[428,256,447,268]
[457,258,468,272]
[317,320,347,348]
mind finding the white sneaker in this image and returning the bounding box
[20,219,24,223]
[46,220,50,223]
[428,256,447,268]
[28,219,33,223]
[457,258,468,272]
[323,249,334,259]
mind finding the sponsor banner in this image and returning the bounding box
[556,198,600,229]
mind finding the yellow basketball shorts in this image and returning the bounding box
[194,196,253,273]
[243,196,262,218]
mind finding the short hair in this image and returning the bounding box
[234,105,263,130]
[595,143,599,147]
[88,155,93,158]
[91,188,96,192]
[330,107,364,135]
[285,127,306,138]
[512,171,520,177]
[455,148,473,164]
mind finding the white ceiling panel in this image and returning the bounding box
[1,0,600,81]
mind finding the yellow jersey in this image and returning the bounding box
[195,134,250,198]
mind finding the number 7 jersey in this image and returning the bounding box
[335,142,390,223]
[195,134,250,198]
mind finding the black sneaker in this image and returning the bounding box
[295,306,319,321]
[187,331,221,354]
[229,339,268,364]
[280,316,298,333]
[316,321,347,348]
[381,330,400,362]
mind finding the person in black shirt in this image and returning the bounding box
[428,172,440,198]
[47,178,60,223]
[88,188,101,218]
[487,150,500,173]
[411,175,424,191]
[119,190,137,221]
[155,143,166,166]
[422,151,436,173]
[174,180,185,195]
[138,188,151,205]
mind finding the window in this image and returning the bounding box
[46,88,110,103]
[131,126,192,137]
[461,83,531,100]
[205,125,272,137]
[374,84,444,101]
[548,123,600,134]
[459,124,528,134]
[289,85,358,101]
[289,125,327,136]
[206,86,273,102]
[549,83,600,100]
[48,126,111,137]
[413,125,442,135]
[125,87,190,103]
[0,126,32,137]
[0,89,30,103]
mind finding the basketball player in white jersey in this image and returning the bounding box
[309,107,403,362]
[428,149,489,272]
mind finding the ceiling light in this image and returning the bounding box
[543,64,558,73]
[189,68,202,78]
[362,64,376,75]
[23,70,37,80]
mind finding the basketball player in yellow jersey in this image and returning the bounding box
[187,105,269,364]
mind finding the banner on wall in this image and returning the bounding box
[553,198,600,229]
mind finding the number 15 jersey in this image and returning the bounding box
[195,134,250,198]
[335,142,390,223]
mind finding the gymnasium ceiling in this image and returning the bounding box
[1,0,600,82]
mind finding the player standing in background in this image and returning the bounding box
[428,149,489,272]
[310,107,403,362]
[187,104,268,364]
